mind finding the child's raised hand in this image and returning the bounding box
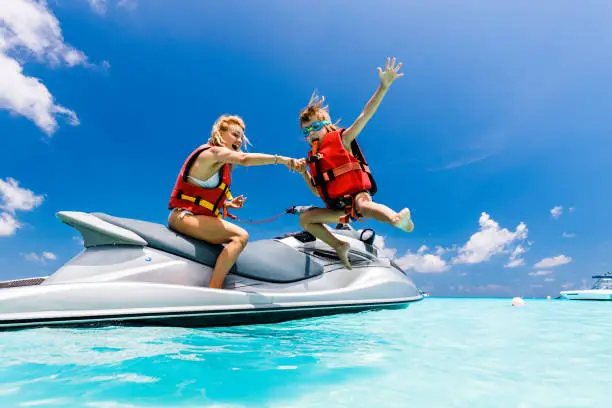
[378,57,404,89]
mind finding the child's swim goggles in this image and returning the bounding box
[302,120,331,136]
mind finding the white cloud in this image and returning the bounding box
[505,244,527,268]
[562,232,576,238]
[505,259,525,268]
[568,207,575,214]
[374,213,531,274]
[433,245,457,256]
[550,205,563,219]
[90,0,137,14]
[0,177,45,213]
[0,212,20,236]
[21,252,40,262]
[453,212,528,265]
[373,235,397,259]
[561,282,575,290]
[528,270,553,276]
[544,277,555,282]
[0,52,79,134]
[117,0,138,10]
[0,0,89,135]
[374,235,448,273]
[375,212,528,273]
[0,177,44,237]
[510,245,526,259]
[429,152,492,171]
[0,0,87,65]
[534,255,572,268]
[73,235,84,246]
[42,251,56,260]
[395,251,449,273]
[417,245,429,254]
[88,0,107,14]
[21,251,56,263]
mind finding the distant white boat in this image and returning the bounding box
[560,272,612,301]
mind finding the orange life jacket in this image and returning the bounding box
[168,144,233,218]
[307,129,377,222]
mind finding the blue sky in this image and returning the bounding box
[1,0,611,298]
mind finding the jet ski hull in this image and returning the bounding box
[0,211,424,330]
[0,294,415,331]
[0,269,422,330]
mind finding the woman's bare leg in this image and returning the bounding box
[299,208,353,269]
[168,209,249,289]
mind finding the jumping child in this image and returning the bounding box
[296,57,414,269]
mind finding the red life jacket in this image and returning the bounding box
[168,144,233,218]
[307,129,377,217]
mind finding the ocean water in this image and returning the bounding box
[0,297,610,407]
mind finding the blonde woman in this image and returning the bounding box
[168,114,301,289]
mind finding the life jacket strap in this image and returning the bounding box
[176,193,221,217]
[307,140,323,164]
[319,162,371,183]
[222,206,237,220]
[334,194,366,224]
[175,183,233,218]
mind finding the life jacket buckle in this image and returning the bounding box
[307,153,324,164]
[334,195,364,225]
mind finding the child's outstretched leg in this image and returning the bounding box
[354,193,414,232]
[299,208,353,270]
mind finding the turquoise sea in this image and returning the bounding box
[0,297,610,407]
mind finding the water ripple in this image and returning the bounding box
[0,299,610,407]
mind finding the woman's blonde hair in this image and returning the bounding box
[298,90,340,132]
[208,114,251,150]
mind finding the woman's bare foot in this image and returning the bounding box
[392,208,414,232]
[334,241,352,270]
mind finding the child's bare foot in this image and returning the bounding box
[334,241,352,270]
[392,208,414,232]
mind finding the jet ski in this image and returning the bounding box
[0,211,423,330]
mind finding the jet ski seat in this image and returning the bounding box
[92,213,323,283]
